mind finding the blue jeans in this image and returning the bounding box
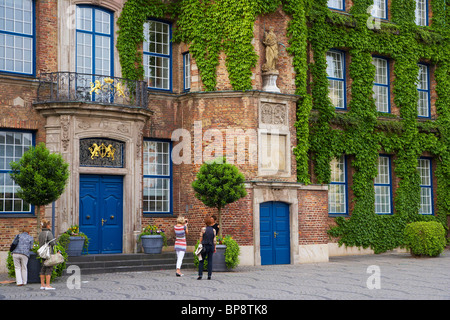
[198,244,214,278]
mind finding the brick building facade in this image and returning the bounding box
[0,0,447,271]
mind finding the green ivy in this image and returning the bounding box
[116,0,450,253]
[287,0,450,253]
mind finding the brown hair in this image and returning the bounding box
[41,219,51,229]
[204,216,213,226]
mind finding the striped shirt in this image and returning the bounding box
[174,225,187,252]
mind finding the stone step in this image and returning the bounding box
[65,252,196,275]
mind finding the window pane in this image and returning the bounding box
[326,51,345,109]
[0,131,32,213]
[415,0,427,26]
[372,0,387,19]
[328,0,344,10]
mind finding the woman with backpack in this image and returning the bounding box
[197,216,216,280]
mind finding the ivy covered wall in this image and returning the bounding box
[116,0,450,253]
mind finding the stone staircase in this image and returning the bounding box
[65,252,196,275]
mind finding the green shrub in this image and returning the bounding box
[403,221,447,257]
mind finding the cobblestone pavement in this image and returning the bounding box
[1,251,449,301]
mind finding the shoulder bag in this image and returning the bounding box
[9,235,19,252]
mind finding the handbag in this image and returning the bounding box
[44,249,64,267]
[37,232,55,259]
[9,235,19,252]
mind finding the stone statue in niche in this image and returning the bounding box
[262,27,278,73]
[261,27,281,93]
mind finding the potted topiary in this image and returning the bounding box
[192,157,246,271]
[138,225,167,254]
[194,235,240,271]
[58,225,89,256]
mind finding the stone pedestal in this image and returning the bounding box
[262,71,280,93]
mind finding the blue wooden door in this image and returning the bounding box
[79,175,123,254]
[260,202,290,265]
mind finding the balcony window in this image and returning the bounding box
[76,5,113,77]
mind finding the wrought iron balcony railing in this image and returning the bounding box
[36,72,148,109]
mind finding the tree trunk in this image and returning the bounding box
[217,207,222,238]
[36,205,41,235]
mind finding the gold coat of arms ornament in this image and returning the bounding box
[89,143,116,161]
[79,138,124,168]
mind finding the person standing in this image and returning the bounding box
[11,227,34,286]
[198,216,216,280]
[38,219,56,290]
[174,216,188,277]
[211,215,219,237]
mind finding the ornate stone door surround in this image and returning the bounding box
[34,102,152,253]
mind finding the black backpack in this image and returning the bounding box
[9,235,19,252]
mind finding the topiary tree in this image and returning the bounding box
[9,143,69,233]
[192,157,247,238]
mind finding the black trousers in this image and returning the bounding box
[198,244,214,278]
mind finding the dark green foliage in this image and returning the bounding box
[404,221,447,257]
[192,157,247,237]
[9,143,69,207]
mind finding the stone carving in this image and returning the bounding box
[60,115,70,152]
[262,27,278,73]
[260,103,287,125]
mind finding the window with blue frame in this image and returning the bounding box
[374,155,392,215]
[0,0,34,76]
[327,0,345,10]
[329,156,348,215]
[417,158,433,215]
[371,0,388,20]
[76,5,114,76]
[372,57,390,113]
[415,0,428,26]
[417,63,430,118]
[143,20,171,91]
[183,52,190,92]
[143,140,172,214]
[326,50,346,109]
[0,130,34,214]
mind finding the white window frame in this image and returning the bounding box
[371,0,388,20]
[415,0,428,26]
[374,155,392,215]
[329,156,348,215]
[0,0,34,76]
[417,64,430,118]
[0,130,34,214]
[418,158,433,215]
[143,20,172,91]
[372,57,390,113]
[326,50,346,109]
[143,139,172,214]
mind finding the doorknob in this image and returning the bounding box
[274,231,278,238]
[102,218,107,226]
[110,215,114,219]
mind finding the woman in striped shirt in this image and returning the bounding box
[174,216,188,277]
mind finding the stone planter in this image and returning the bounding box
[66,236,85,256]
[212,244,227,272]
[27,252,41,283]
[141,235,164,254]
